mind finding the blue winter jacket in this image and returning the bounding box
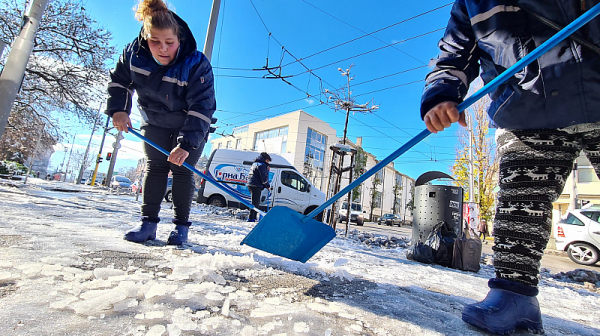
[105,12,216,151]
[247,155,270,190]
[421,0,600,130]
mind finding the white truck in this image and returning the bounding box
[338,202,366,226]
[196,149,328,221]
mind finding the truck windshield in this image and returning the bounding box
[342,203,362,211]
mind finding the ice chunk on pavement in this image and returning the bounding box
[94,268,126,279]
[171,308,197,331]
[334,259,349,267]
[50,296,79,309]
[145,283,178,299]
[113,298,138,312]
[69,289,127,316]
[146,324,166,336]
[294,322,310,333]
[0,260,12,267]
[167,324,181,336]
[221,299,230,316]
[204,270,226,285]
[0,271,14,281]
[205,291,224,301]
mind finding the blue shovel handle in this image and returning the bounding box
[305,3,600,221]
[127,127,265,216]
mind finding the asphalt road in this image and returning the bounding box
[342,220,600,275]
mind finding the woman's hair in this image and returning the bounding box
[135,0,179,39]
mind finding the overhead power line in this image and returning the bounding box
[281,2,453,68]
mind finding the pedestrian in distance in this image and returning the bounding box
[107,0,216,245]
[478,219,489,244]
[421,1,600,334]
[246,152,271,222]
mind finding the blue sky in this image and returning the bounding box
[49,0,470,180]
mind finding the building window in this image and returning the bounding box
[233,125,248,134]
[226,140,232,149]
[236,138,241,149]
[303,128,327,183]
[254,126,288,153]
[217,143,222,149]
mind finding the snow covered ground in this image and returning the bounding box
[1,178,599,336]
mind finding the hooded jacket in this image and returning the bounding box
[105,12,216,151]
[421,0,600,130]
[247,155,270,190]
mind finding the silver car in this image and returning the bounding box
[554,208,600,265]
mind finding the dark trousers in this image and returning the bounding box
[248,185,262,221]
[141,125,203,221]
[494,127,600,286]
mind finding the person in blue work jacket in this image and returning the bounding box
[246,152,271,222]
[106,0,216,245]
[421,1,600,334]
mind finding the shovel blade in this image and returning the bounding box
[241,206,336,263]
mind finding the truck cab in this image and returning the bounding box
[197,149,328,221]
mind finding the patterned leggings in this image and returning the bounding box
[494,127,600,286]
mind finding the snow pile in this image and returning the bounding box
[552,269,600,289]
[338,229,410,249]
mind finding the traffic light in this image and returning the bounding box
[97,156,103,164]
[106,152,112,161]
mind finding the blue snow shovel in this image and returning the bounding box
[240,3,600,263]
[127,128,266,218]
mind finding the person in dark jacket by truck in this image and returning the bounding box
[107,0,216,245]
[246,152,271,222]
[421,1,600,334]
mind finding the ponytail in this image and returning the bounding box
[134,0,179,39]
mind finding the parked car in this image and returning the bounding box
[110,175,132,190]
[338,202,365,226]
[164,177,199,203]
[378,213,402,226]
[131,180,142,193]
[554,208,600,265]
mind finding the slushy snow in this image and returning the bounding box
[0,179,599,335]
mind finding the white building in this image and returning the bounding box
[210,110,415,222]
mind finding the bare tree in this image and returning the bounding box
[0,0,116,160]
[68,148,94,178]
[121,166,138,182]
[368,170,382,221]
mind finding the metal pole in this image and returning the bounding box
[76,103,103,184]
[468,113,475,203]
[0,40,6,59]
[63,133,76,182]
[202,0,222,62]
[23,123,45,185]
[105,130,123,186]
[90,116,110,186]
[0,0,50,139]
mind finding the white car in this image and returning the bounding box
[555,208,600,265]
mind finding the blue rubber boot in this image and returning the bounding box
[462,278,544,335]
[167,219,191,245]
[124,217,159,243]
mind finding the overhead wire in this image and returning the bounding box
[298,0,427,65]
[280,2,453,68]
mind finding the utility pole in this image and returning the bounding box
[323,65,378,229]
[468,112,475,204]
[90,116,110,186]
[203,0,222,62]
[63,133,76,182]
[105,131,123,186]
[76,103,103,184]
[0,0,50,139]
[23,123,45,185]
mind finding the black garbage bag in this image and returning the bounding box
[406,242,435,264]
[434,222,457,267]
[452,226,482,272]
